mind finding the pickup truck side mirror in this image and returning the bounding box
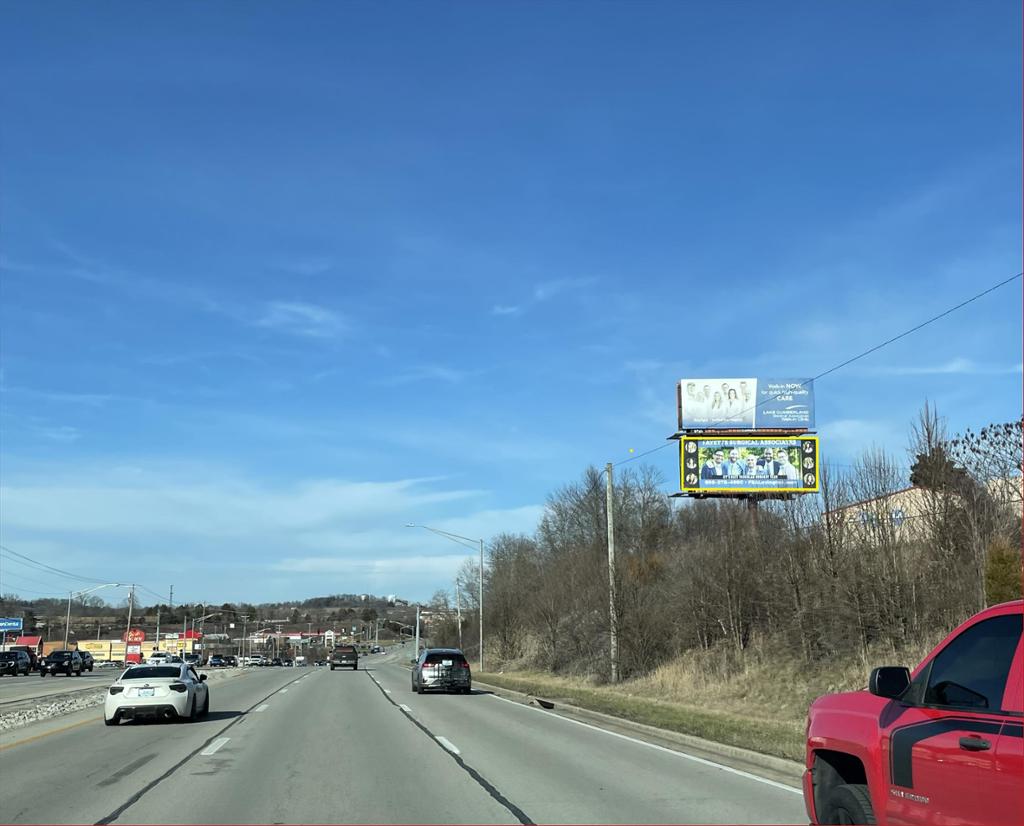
[869,666,910,699]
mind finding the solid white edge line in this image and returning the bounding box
[436,736,461,755]
[398,703,412,713]
[487,694,801,795]
[200,737,230,756]
[253,704,270,712]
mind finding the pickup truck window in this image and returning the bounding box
[923,614,1022,711]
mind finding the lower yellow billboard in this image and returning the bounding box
[680,435,819,494]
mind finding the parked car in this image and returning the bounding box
[77,651,95,672]
[0,651,32,676]
[40,650,83,677]
[184,653,201,666]
[330,645,358,671]
[146,651,172,665]
[104,662,209,725]
[207,655,225,668]
[271,657,283,667]
[412,648,472,694]
[804,599,1022,825]
[222,655,238,667]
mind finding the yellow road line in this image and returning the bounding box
[0,714,98,751]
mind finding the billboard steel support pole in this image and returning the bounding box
[606,463,619,684]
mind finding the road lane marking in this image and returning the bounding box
[383,689,392,694]
[279,688,289,693]
[487,694,801,795]
[253,704,270,712]
[398,703,412,713]
[200,737,230,756]
[437,736,461,755]
[0,715,97,751]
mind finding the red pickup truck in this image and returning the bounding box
[804,599,1022,825]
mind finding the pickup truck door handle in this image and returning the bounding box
[958,736,991,751]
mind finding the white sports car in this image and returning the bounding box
[104,662,209,725]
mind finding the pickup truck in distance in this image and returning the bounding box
[804,599,1022,825]
[330,646,358,671]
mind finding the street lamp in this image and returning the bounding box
[406,524,486,673]
[64,584,126,648]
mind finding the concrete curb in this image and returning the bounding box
[473,677,804,787]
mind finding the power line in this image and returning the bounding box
[612,271,1023,472]
[0,546,109,585]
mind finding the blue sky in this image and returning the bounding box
[1,1,1020,605]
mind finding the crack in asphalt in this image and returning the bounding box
[93,671,308,826]
[366,669,535,825]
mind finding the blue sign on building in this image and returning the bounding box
[0,618,24,632]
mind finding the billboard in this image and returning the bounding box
[0,618,24,632]
[679,435,820,494]
[677,378,814,430]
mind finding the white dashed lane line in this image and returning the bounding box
[436,736,461,755]
[398,704,412,713]
[200,737,230,757]
[253,704,270,713]
[279,688,289,693]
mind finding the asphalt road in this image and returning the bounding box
[0,653,805,824]
[0,669,115,707]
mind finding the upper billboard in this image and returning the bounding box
[676,378,814,431]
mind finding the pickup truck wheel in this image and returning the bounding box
[330,665,335,671]
[820,783,875,825]
[352,663,358,670]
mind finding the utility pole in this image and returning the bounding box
[64,591,73,649]
[155,605,161,649]
[478,538,485,673]
[128,585,138,634]
[168,585,174,610]
[606,463,619,683]
[455,580,463,649]
[414,606,420,657]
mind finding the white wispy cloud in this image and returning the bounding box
[533,277,596,301]
[377,365,478,386]
[36,425,81,443]
[491,304,522,316]
[870,358,1023,376]
[0,461,542,601]
[256,301,346,339]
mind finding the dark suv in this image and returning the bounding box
[40,650,83,677]
[330,646,358,670]
[77,651,95,672]
[0,651,31,676]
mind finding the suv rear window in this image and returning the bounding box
[425,652,466,665]
[335,646,356,653]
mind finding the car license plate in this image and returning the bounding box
[442,659,453,666]
[139,688,155,697]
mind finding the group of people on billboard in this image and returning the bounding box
[682,380,755,426]
[700,447,800,480]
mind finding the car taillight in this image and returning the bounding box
[109,686,124,695]
[169,682,188,692]
[459,661,470,669]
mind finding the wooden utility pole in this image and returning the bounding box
[606,463,619,683]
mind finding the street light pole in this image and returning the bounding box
[478,538,485,673]
[405,524,486,673]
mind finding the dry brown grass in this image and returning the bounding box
[481,632,949,761]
